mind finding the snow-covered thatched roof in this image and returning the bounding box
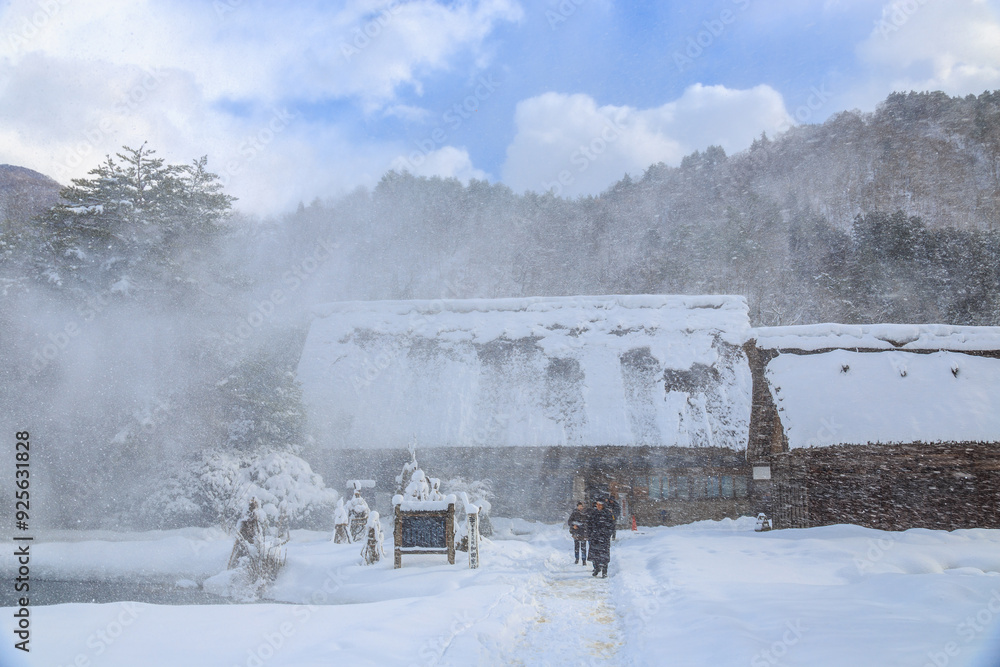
[753,323,1000,352]
[756,325,1000,449]
[297,295,751,451]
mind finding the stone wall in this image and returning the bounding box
[745,339,1000,530]
[770,443,1000,530]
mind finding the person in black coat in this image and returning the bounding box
[568,502,589,564]
[586,499,615,577]
[608,493,621,540]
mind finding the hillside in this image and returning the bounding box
[0,163,61,226]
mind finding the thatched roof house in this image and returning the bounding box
[297,295,754,520]
[747,324,1000,529]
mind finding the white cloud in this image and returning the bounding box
[501,85,793,197]
[389,145,488,182]
[0,0,523,107]
[0,0,521,214]
[854,0,1000,102]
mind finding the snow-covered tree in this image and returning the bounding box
[36,143,234,295]
[135,447,338,531]
[216,358,305,453]
[332,498,350,543]
[345,488,371,542]
[360,511,385,565]
[444,477,494,537]
[222,497,288,601]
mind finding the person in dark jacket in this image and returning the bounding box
[608,493,621,540]
[568,502,589,564]
[587,499,615,577]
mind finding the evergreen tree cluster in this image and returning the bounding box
[35,144,235,297]
[262,90,1000,326]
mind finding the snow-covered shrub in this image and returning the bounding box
[403,469,431,501]
[360,511,385,565]
[134,447,339,531]
[444,477,494,537]
[395,446,421,495]
[345,489,370,542]
[333,498,351,543]
[236,449,339,528]
[212,498,288,601]
[199,449,247,532]
[136,465,205,528]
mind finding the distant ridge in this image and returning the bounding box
[0,164,60,190]
[0,164,61,223]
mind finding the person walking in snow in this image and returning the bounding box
[608,493,621,541]
[587,498,615,578]
[568,501,589,565]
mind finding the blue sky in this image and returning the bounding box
[1,0,998,213]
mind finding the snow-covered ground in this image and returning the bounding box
[4,518,1000,666]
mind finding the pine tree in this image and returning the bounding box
[215,352,306,454]
[36,143,235,296]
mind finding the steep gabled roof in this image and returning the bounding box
[754,324,1000,449]
[297,295,751,451]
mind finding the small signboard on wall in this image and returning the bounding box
[753,465,772,480]
[401,514,447,549]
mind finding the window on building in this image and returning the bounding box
[673,475,689,500]
[721,476,734,498]
[706,475,719,498]
[734,477,748,498]
[690,476,705,499]
[647,475,661,499]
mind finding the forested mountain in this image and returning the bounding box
[264,90,1000,327]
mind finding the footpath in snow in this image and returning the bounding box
[3,518,1000,666]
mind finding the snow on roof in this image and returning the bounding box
[753,323,1000,352]
[297,295,751,451]
[767,350,1000,448]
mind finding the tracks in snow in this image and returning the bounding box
[510,550,624,667]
